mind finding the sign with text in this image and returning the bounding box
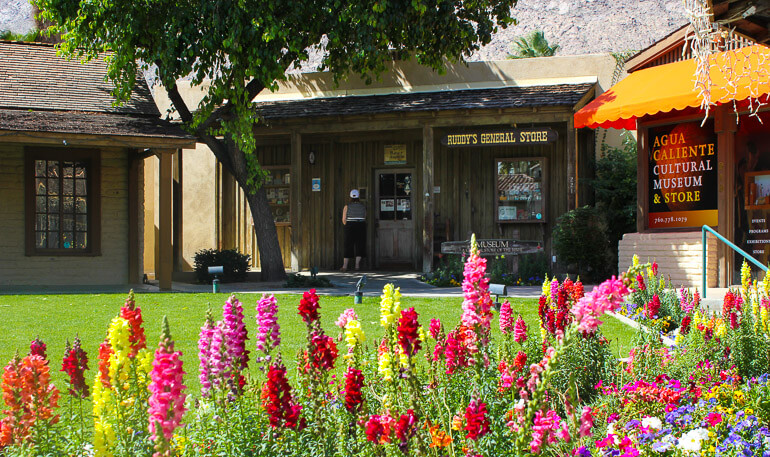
[648,121,718,229]
[441,128,557,148]
[441,239,541,256]
[384,144,407,164]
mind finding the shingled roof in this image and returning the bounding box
[253,83,595,120]
[0,41,191,140]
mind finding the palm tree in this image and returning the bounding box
[507,30,559,59]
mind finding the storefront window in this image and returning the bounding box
[496,158,546,223]
[264,167,290,224]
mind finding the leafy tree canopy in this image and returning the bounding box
[36,0,517,172]
[507,29,558,59]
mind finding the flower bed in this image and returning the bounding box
[2,237,770,456]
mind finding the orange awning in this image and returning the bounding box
[575,44,770,130]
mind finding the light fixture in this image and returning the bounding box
[308,151,316,165]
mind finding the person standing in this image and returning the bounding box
[342,189,366,271]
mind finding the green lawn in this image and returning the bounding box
[0,292,636,395]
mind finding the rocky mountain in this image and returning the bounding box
[1,0,686,62]
[0,0,34,35]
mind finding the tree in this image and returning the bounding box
[592,134,637,270]
[36,0,517,280]
[507,30,558,59]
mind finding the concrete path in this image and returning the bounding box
[151,271,546,298]
[0,270,544,298]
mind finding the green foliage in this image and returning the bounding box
[193,248,251,283]
[0,30,41,42]
[284,273,333,288]
[592,134,638,270]
[729,309,770,379]
[35,0,517,178]
[551,332,615,405]
[518,252,549,284]
[421,254,464,286]
[507,30,559,59]
[552,205,611,281]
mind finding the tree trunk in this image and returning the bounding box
[245,185,287,281]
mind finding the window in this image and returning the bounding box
[25,148,100,255]
[496,158,547,223]
[264,166,290,224]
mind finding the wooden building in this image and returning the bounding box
[0,41,194,290]
[575,3,770,287]
[152,55,620,277]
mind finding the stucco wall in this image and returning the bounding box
[0,143,129,286]
[180,144,218,271]
[618,231,718,288]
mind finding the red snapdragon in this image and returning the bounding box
[343,367,364,414]
[298,289,320,324]
[397,307,421,357]
[60,337,89,398]
[464,398,490,440]
[263,363,303,429]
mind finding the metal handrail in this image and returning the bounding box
[702,225,768,298]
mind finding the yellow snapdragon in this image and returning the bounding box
[380,284,402,327]
[345,319,366,349]
[378,351,393,381]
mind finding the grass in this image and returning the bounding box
[0,291,636,396]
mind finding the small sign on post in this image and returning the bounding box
[440,239,541,256]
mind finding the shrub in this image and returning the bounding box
[421,254,464,286]
[552,205,611,281]
[193,248,250,283]
[592,134,637,273]
[518,252,549,285]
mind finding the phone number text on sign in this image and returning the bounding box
[653,216,688,225]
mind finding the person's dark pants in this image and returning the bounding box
[344,221,366,258]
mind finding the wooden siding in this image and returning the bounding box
[432,123,568,258]
[224,120,583,272]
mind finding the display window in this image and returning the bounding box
[264,167,290,224]
[495,158,546,223]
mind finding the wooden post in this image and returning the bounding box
[637,123,647,233]
[290,131,302,272]
[157,149,174,290]
[128,152,141,284]
[566,118,577,209]
[715,105,737,287]
[422,124,434,273]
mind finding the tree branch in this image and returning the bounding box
[194,77,266,135]
[163,79,236,175]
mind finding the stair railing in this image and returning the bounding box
[702,225,768,298]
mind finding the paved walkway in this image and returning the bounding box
[0,271,544,298]
[152,271,546,298]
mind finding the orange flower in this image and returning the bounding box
[0,353,59,446]
[428,422,453,448]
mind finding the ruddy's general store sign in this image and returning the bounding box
[441,127,557,147]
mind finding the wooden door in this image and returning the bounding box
[375,170,414,266]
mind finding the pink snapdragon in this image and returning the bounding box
[499,301,514,334]
[570,277,631,334]
[513,315,528,343]
[460,249,494,336]
[550,279,559,305]
[579,407,595,437]
[530,409,564,454]
[197,310,217,397]
[223,295,249,372]
[429,318,442,339]
[148,317,187,456]
[335,308,359,329]
[255,294,281,360]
